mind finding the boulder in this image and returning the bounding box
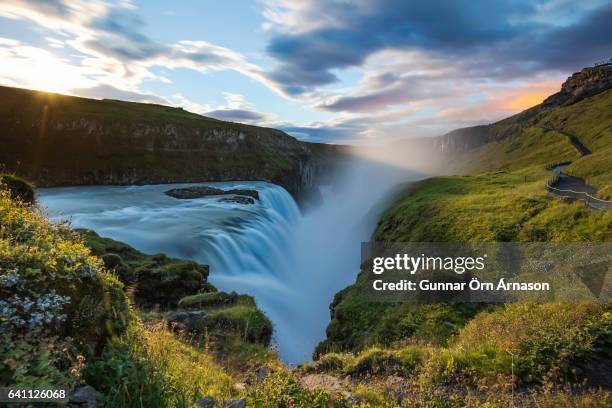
[255,366,269,382]
[167,311,207,332]
[165,186,259,200]
[68,385,97,408]
[224,399,247,408]
[196,396,216,407]
[219,196,255,205]
[297,374,343,394]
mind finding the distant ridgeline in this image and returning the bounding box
[0,86,345,205]
[398,63,612,171]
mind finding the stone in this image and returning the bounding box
[165,187,259,201]
[219,196,255,205]
[196,396,216,407]
[224,398,247,408]
[167,310,207,332]
[297,374,343,394]
[68,385,97,408]
[255,366,269,382]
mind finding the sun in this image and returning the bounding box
[0,44,94,94]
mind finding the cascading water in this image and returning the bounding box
[38,159,418,363]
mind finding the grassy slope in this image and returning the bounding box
[314,79,612,405]
[452,88,612,197]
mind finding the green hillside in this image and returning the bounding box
[313,68,612,405]
[451,87,612,198]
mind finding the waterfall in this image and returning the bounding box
[38,158,417,364]
[38,182,311,362]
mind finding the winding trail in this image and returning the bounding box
[539,126,611,209]
[547,164,612,210]
[538,126,592,156]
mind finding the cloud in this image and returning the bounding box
[0,0,269,99]
[70,84,168,104]
[2,0,610,145]
[261,0,612,96]
[204,92,279,124]
[205,109,269,122]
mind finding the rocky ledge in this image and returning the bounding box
[544,63,612,107]
[165,186,259,202]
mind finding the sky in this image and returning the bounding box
[0,0,611,144]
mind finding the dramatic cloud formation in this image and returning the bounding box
[261,0,612,95]
[256,0,612,141]
[0,0,611,143]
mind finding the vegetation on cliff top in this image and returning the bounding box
[0,184,130,387]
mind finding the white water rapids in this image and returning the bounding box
[39,160,417,363]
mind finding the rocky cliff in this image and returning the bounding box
[0,86,342,203]
[543,63,612,107]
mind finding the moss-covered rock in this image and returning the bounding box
[81,230,212,308]
[178,291,255,310]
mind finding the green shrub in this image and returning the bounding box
[247,368,340,408]
[347,347,426,378]
[133,260,206,308]
[0,188,130,387]
[302,353,350,374]
[101,253,133,282]
[82,230,210,308]
[456,302,612,384]
[195,305,273,346]
[0,174,35,205]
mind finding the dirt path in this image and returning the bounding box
[548,164,611,210]
[538,126,592,156]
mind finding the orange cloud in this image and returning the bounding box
[499,80,562,111]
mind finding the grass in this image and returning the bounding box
[373,169,612,242]
[195,305,273,346]
[318,168,611,360]
[0,173,36,205]
[314,82,612,406]
[84,320,239,408]
[308,302,611,405]
[451,127,580,174]
[0,85,341,198]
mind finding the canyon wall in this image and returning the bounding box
[0,86,342,204]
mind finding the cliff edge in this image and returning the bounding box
[0,86,341,203]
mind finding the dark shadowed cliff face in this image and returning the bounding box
[0,86,342,203]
